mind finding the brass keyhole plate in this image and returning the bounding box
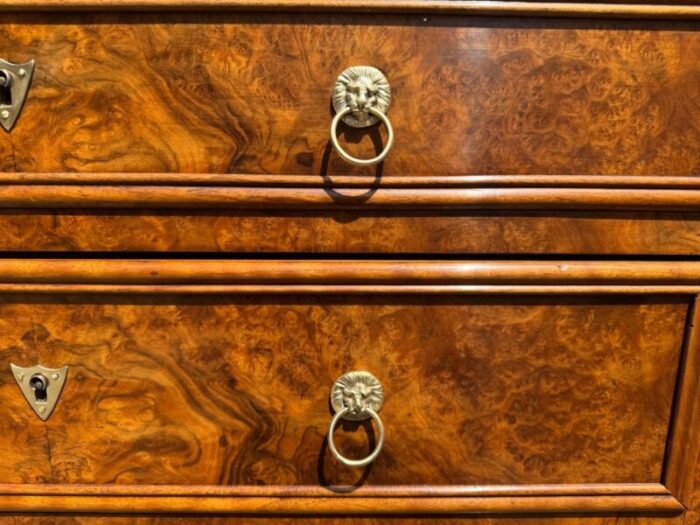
[11,364,68,421]
[0,58,35,132]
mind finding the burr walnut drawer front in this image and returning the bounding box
[2,13,700,176]
[3,13,700,257]
[0,259,693,515]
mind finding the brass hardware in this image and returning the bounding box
[11,364,68,421]
[330,66,394,166]
[0,59,35,132]
[332,66,391,129]
[327,371,385,468]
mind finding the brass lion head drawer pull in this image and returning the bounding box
[330,66,394,167]
[327,371,385,468]
[11,364,68,421]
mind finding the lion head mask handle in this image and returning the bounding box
[330,66,394,167]
[327,371,385,468]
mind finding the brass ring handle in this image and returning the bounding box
[330,106,394,167]
[327,406,385,468]
[327,371,385,468]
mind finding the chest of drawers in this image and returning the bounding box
[2,1,700,524]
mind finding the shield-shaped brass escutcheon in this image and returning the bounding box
[0,59,35,132]
[11,364,68,421]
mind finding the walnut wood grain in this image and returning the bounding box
[0,297,51,483]
[0,482,672,496]
[4,14,700,176]
[662,297,700,508]
[0,485,682,515]
[1,175,700,254]
[0,6,698,523]
[7,210,700,255]
[0,259,697,284]
[0,294,685,491]
[667,296,700,525]
[0,259,697,294]
[2,176,700,255]
[4,186,700,210]
[6,174,700,188]
[0,516,688,525]
[0,516,687,525]
[0,494,683,514]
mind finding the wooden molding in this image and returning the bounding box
[0,495,683,514]
[664,296,700,505]
[0,483,671,497]
[0,284,698,293]
[1,177,700,255]
[1,175,700,210]
[0,259,696,294]
[6,174,700,189]
[0,0,700,19]
[0,259,699,284]
[0,484,682,514]
[1,174,699,211]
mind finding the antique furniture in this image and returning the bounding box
[2,0,700,524]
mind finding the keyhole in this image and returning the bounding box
[29,373,48,402]
[0,70,12,107]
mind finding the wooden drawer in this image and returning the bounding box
[0,259,697,517]
[2,11,700,256]
[2,13,700,176]
[0,175,699,255]
[2,1,700,523]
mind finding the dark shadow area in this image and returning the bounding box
[8,11,700,33]
[319,113,384,204]
[316,413,375,492]
[2,294,688,307]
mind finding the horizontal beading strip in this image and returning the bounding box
[0,482,670,497]
[0,259,696,284]
[0,284,695,293]
[1,186,700,210]
[5,174,700,189]
[0,494,683,514]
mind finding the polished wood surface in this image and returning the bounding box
[8,173,700,187]
[665,299,700,507]
[0,517,686,525]
[2,2,700,522]
[0,175,700,254]
[4,184,700,210]
[1,0,700,21]
[0,259,695,295]
[0,294,685,489]
[0,483,682,515]
[0,258,698,284]
[6,174,700,187]
[0,483,672,496]
[0,493,684,514]
[3,15,700,176]
[6,210,700,255]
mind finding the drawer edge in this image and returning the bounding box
[0,492,684,515]
[0,259,696,294]
[0,0,699,21]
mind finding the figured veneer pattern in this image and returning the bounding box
[2,174,700,255]
[2,210,699,255]
[0,4,699,523]
[0,294,686,489]
[3,14,700,176]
